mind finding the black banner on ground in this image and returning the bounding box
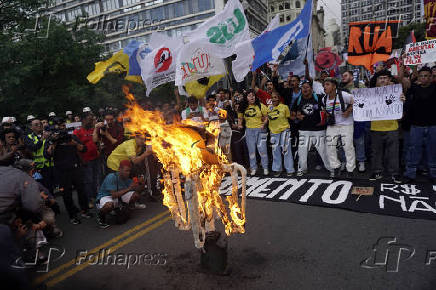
[220,177,436,220]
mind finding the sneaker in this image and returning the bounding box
[296,171,304,177]
[80,212,93,219]
[70,217,81,225]
[392,175,403,184]
[330,168,340,178]
[369,173,383,181]
[250,169,256,176]
[273,171,282,177]
[346,171,354,179]
[52,227,63,238]
[263,169,269,176]
[134,202,146,209]
[96,214,110,229]
[340,162,346,172]
[286,172,294,177]
[358,162,366,173]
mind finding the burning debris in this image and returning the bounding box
[122,87,247,249]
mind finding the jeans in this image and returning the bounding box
[245,127,269,170]
[82,158,102,200]
[405,126,436,179]
[270,129,295,173]
[298,130,331,172]
[370,130,399,175]
[326,124,356,172]
[58,167,88,218]
[354,134,366,162]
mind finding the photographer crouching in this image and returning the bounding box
[44,129,92,225]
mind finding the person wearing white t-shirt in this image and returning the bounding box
[322,78,356,178]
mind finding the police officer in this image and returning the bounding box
[23,118,54,193]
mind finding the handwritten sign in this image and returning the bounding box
[352,84,403,121]
[404,39,436,65]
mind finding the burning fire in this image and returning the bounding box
[122,86,246,248]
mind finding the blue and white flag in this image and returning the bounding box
[278,35,316,79]
[232,0,312,81]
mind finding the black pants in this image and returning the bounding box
[58,167,89,218]
[40,166,54,194]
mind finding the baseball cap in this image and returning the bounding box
[49,112,56,117]
[27,115,36,122]
[83,107,92,113]
[66,111,72,116]
[1,117,15,123]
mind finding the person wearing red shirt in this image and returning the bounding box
[73,111,101,207]
[93,110,124,160]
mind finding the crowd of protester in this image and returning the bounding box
[0,60,435,285]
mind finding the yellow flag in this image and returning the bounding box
[87,51,143,84]
[185,75,224,99]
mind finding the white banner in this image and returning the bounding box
[352,84,403,121]
[404,39,436,65]
[175,41,226,86]
[184,0,250,58]
[139,34,183,95]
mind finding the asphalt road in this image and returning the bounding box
[32,182,436,290]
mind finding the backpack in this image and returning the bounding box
[295,93,319,107]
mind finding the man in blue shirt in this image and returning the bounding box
[96,160,145,228]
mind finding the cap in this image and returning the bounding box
[66,111,72,116]
[27,115,36,122]
[1,117,14,123]
[83,107,92,113]
[49,112,56,117]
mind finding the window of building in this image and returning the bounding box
[280,15,284,22]
[279,4,284,10]
[296,1,301,8]
[286,15,291,21]
[285,2,290,9]
[271,5,275,12]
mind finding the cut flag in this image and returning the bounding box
[87,50,143,84]
[232,0,312,81]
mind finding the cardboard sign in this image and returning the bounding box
[404,39,436,65]
[347,21,400,71]
[352,84,403,121]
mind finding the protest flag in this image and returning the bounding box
[87,50,142,84]
[232,0,312,81]
[185,75,224,99]
[347,20,400,71]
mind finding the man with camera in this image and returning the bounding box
[96,160,145,228]
[93,110,124,167]
[44,128,91,224]
[322,77,356,178]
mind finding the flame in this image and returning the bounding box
[122,86,245,237]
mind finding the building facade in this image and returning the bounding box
[341,0,423,45]
[45,0,267,53]
[267,0,326,53]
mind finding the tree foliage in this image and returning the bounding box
[393,22,426,49]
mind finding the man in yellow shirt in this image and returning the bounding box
[369,70,404,184]
[268,92,295,177]
[107,134,152,172]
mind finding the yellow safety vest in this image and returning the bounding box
[27,134,53,168]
